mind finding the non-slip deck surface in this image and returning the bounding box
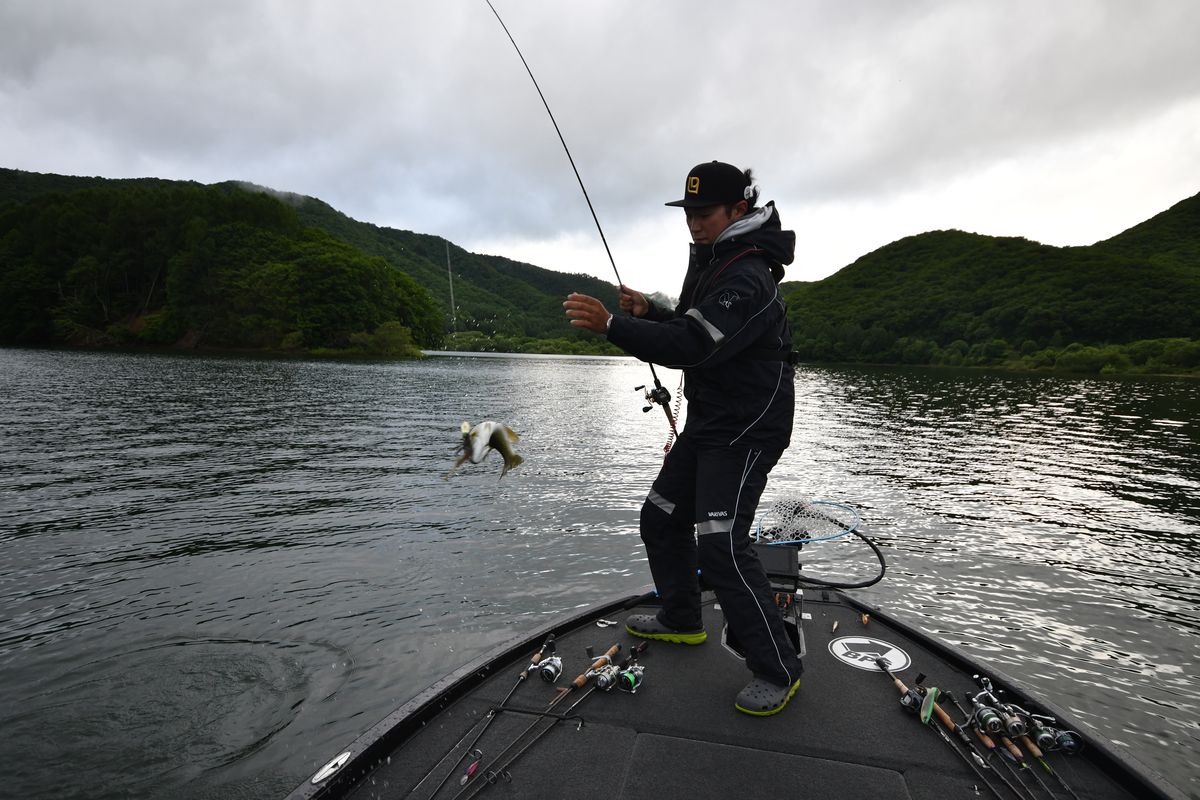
[340,593,1142,800]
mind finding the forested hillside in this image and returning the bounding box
[287,195,620,341]
[3,166,1197,372]
[784,192,1200,373]
[0,168,619,356]
[0,178,439,355]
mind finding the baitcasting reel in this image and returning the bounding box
[634,384,671,414]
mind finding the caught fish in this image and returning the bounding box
[446,421,524,479]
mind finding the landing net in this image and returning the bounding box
[754,499,861,545]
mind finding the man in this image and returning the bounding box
[563,160,802,716]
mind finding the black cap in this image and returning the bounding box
[664,161,750,208]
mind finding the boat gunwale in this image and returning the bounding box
[839,592,1187,800]
[285,590,650,800]
[286,586,1187,800]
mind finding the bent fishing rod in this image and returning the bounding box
[485,0,678,438]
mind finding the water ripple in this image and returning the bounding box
[0,350,1197,797]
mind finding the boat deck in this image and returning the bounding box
[295,586,1174,800]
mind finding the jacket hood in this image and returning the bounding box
[713,201,795,282]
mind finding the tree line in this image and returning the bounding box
[783,193,1200,374]
[3,167,1197,373]
[0,181,440,357]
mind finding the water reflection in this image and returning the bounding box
[0,350,1196,797]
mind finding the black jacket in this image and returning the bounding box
[607,202,796,450]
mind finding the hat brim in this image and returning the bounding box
[664,197,725,208]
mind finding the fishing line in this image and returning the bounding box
[485,1,677,436]
[484,0,621,286]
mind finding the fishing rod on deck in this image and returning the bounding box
[410,634,558,800]
[450,641,634,800]
[874,658,1017,800]
[970,675,1084,800]
[484,0,679,441]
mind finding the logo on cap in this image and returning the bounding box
[687,176,700,195]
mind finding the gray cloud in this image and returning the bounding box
[2,0,1198,284]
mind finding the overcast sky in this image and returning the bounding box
[3,1,1198,295]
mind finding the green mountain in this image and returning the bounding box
[3,166,1196,372]
[784,191,1200,371]
[285,193,619,339]
[1092,191,1200,265]
[0,168,618,354]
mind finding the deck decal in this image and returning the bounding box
[828,636,911,672]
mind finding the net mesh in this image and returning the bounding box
[755,499,861,544]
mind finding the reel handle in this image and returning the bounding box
[572,643,622,688]
[877,660,960,734]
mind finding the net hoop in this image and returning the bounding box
[754,499,861,545]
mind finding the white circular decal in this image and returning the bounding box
[828,636,911,672]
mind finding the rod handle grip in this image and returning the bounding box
[890,675,957,736]
[1020,734,1044,759]
[526,636,555,671]
[572,643,622,687]
[930,699,962,734]
[1000,736,1024,760]
[972,726,998,751]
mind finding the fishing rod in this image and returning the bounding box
[972,675,1083,800]
[459,643,649,798]
[995,734,1061,800]
[943,691,1039,800]
[1015,732,1083,800]
[484,0,678,438]
[965,684,1058,799]
[972,675,1084,756]
[965,690,1053,798]
[411,634,558,800]
[874,660,1010,800]
[449,641,624,800]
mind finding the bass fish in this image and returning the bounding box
[446,421,524,479]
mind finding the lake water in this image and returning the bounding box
[1,348,1197,799]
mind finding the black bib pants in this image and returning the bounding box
[640,434,803,687]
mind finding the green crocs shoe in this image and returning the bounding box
[624,614,707,645]
[735,677,801,716]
